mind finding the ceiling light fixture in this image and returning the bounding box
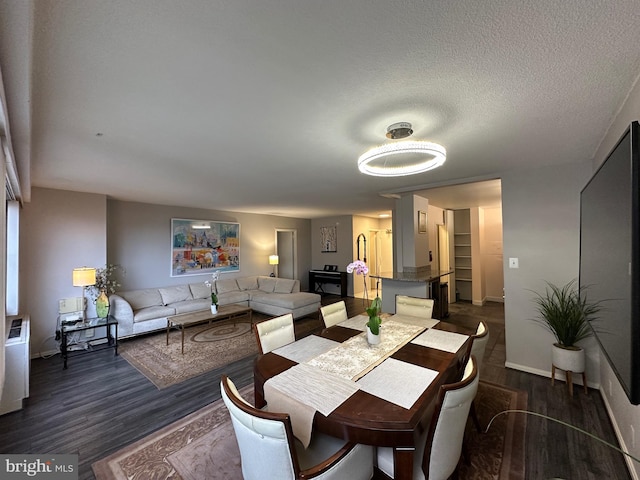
[358,122,446,177]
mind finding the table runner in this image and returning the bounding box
[273,335,339,363]
[307,319,425,380]
[411,328,469,353]
[337,314,369,331]
[264,363,360,447]
[389,313,440,329]
[357,357,439,409]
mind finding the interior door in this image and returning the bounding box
[276,229,297,279]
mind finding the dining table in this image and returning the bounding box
[253,313,476,480]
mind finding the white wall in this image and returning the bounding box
[21,188,107,356]
[481,206,504,303]
[591,76,640,479]
[310,216,353,295]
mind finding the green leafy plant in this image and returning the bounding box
[210,291,218,306]
[530,279,603,348]
[366,296,382,335]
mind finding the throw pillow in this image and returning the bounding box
[216,278,240,294]
[274,278,296,293]
[159,285,193,305]
[258,276,277,293]
[189,282,211,299]
[237,276,259,291]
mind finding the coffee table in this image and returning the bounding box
[166,304,252,354]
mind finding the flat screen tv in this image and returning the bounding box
[579,120,640,405]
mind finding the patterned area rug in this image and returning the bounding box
[119,319,259,389]
[92,381,527,479]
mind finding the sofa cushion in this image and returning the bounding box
[121,289,163,310]
[216,278,240,293]
[173,298,210,314]
[133,305,176,322]
[274,278,296,294]
[237,276,258,291]
[217,290,251,305]
[258,276,277,293]
[189,282,211,300]
[250,291,320,309]
[159,285,193,305]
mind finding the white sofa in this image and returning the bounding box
[110,275,321,338]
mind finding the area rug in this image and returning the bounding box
[119,320,259,389]
[92,381,527,480]
[458,381,528,479]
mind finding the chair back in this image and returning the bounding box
[220,375,300,480]
[423,356,479,480]
[254,313,295,354]
[395,295,435,319]
[470,321,489,375]
[320,300,348,328]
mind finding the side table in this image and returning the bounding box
[60,316,118,369]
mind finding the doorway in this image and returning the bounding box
[275,229,297,279]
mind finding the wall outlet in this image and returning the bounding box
[609,379,612,397]
[631,425,635,449]
[508,257,519,269]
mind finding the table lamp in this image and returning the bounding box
[269,255,279,277]
[72,267,96,320]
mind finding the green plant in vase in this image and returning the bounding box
[366,296,382,335]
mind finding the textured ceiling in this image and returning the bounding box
[2,0,640,217]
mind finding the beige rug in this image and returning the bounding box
[120,320,259,389]
[93,382,527,479]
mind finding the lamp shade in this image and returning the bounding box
[72,267,96,287]
[269,255,279,265]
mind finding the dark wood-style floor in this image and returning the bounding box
[0,296,631,479]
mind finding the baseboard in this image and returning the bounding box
[485,296,504,303]
[504,361,599,389]
[600,388,639,480]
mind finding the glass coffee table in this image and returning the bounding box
[166,304,253,354]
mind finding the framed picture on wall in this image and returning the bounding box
[171,218,240,276]
[320,225,337,252]
[418,210,427,233]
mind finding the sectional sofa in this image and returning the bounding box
[109,275,321,338]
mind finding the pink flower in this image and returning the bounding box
[346,260,369,275]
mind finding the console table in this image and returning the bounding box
[60,316,118,369]
[309,270,348,297]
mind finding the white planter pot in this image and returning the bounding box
[210,304,218,314]
[552,343,585,372]
[367,326,380,345]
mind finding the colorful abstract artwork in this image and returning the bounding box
[171,218,240,277]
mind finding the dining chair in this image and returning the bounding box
[320,300,348,328]
[220,375,374,480]
[395,295,435,319]
[376,356,479,480]
[254,313,296,354]
[469,321,489,431]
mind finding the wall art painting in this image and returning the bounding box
[171,218,240,277]
[320,225,337,252]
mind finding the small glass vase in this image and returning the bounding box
[96,289,109,318]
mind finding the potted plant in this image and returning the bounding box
[205,271,220,314]
[88,264,125,318]
[531,279,603,375]
[365,296,382,345]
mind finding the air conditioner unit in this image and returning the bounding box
[1,315,30,415]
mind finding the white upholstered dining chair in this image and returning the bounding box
[395,295,435,319]
[376,356,479,480]
[469,321,489,431]
[320,300,348,328]
[254,313,296,354]
[221,375,374,480]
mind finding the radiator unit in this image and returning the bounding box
[0,315,30,415]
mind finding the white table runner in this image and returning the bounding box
[264,363,360,447]
[357,357,439,409]
[411,328,469,353]
[273,335,339,363]
[307,319,425,380]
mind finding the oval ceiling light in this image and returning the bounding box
[358,123,446,177]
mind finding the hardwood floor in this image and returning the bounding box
[0,296,631,479]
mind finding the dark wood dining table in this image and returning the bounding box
[253,319,475,480]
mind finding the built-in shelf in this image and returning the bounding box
[454,209,473,302]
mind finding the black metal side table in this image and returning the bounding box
[60,316,118,369]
